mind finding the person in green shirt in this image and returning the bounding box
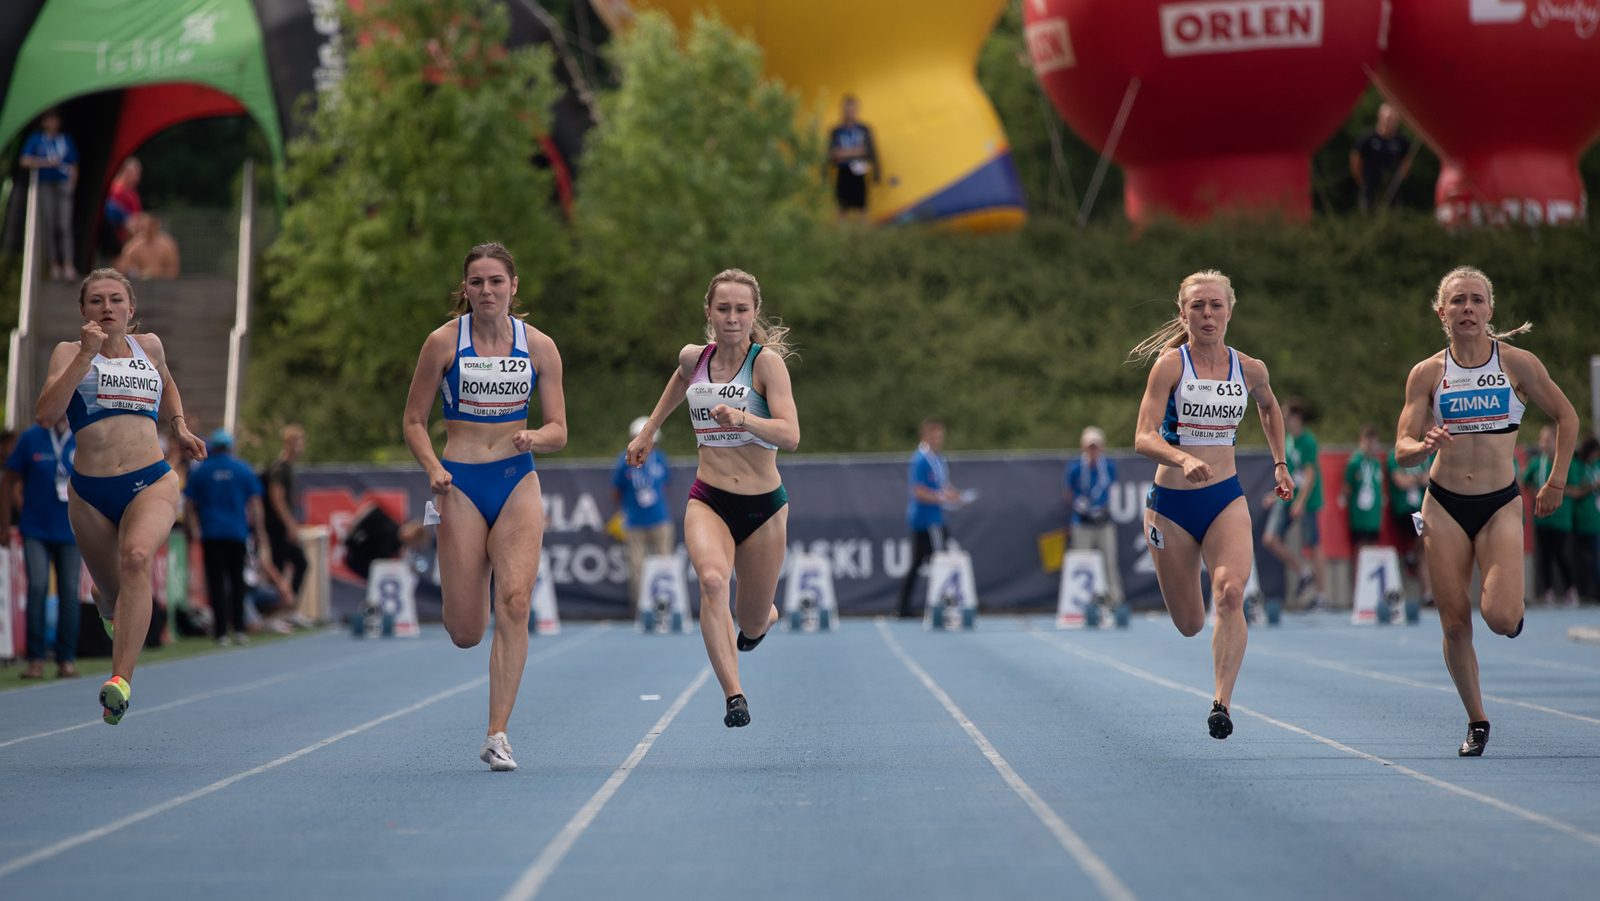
[1262,399,1327,608]
[1342,424,1385,548]
[1521,423,1579,605]
[1570,437,1600,604]
[1387,446,1433,605]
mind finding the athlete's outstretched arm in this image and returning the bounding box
[626,345,697,467]
[403,327,456,495]
[1504,346,1579,517]
[720,351,799,452]
[139,334,205,460]
[515,330,566,455]
[1133,350,1211,482]
[36,339,95,427]
[1395,356,1449,467]
[1243,355,1295,501]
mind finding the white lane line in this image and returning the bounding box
[877,619,1139,901]
[1029,631,1600,850]
[499,664,712,901]
[1253,648,1600,726]
[0,625,609,880]
[0,642,424,749]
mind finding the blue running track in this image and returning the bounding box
[2,610,1598,900]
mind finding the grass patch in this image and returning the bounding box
[0,627,326,693]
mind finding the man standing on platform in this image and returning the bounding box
[828,95,879,222]
[895,418,960,618]
[2,416,80,679]
[1064,426,1122,608]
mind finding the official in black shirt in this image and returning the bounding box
[828,95,879,220]
[1349,103,1411,214]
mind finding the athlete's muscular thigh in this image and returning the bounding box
[732,505,787,623]
[1200,498,1253,600]
[1472,499,1526,633]
[1146,508,1205,635]
[487,473,544,605]
[436,485,492,638]
[68,492,123,601]
[1420,493,1476,625]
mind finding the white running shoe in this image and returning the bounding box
[480,732,517,771]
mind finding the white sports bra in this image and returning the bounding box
[1159,346,1248,447]
[1432,341,1525,434]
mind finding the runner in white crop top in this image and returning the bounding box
[625,268,801,729]
[1431,340,1526,435]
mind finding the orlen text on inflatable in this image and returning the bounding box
[591,0,1027,233]
[1024,0,1385,224]
[1376,0,1600,228]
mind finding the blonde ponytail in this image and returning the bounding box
[1432,266,1532,341]
[703,268,797,360]
[1129,270,1235,365]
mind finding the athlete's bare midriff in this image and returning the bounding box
[1154,444,1239,491]
[441,419,529,465]
[695,443,780,495]
[70,414,163,477]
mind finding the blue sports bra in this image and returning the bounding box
[439,313,535,422]
[66,334,163,432]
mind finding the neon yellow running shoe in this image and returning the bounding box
[100,676,130,725]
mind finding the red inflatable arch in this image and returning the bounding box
[1376,1,1600,228]
[1024,0,1385,224]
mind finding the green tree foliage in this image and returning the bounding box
[569,11,828,368]
[253,0,564,460]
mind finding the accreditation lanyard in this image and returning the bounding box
[48,426,71,502]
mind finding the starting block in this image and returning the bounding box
[924,550,978,631]
[1353,546,1403,626]
[1057,549,1126,629]
[638,554,695,634]
[530,550,560,635]
[353,559,420,638]
[784,553,838,632]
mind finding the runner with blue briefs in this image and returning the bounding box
[35,269,208,726]
[1131,270,1295,741]
[403,243,568,772]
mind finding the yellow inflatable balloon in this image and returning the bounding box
[591,0,1026,232]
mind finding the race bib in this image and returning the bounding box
[456,357,531,419]
[1174,377,1247,444]
[95,356,161,413]
[1437,372,1512,433]
[687,381,752,446]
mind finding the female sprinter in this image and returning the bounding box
[626,269,799,728]
[36,269,207,724]
[1395,266,1576,757]
[403,243,566,771]
[1132,271,1295,740]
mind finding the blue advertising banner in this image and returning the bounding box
[296,450,1286,621]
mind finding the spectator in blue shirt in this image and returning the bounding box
[896,418,960,618]
[1064,426,1122,607]
[19,109,79,281]
[2,417,81,678]
[611,417,675,606]
[184,430,268,645]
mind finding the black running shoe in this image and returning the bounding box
[1459,720,1490,757]
[1507,616,1524,639]
[1208,701,1233,740]
[735,629,767,652]
[724,693,750,728]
